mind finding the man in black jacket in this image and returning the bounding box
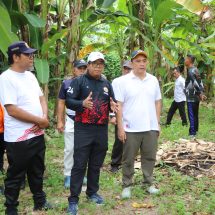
[185,54,206,138]
[66,52,118,215]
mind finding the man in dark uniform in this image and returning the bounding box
[184,54,206,138]
[66,52,118,215]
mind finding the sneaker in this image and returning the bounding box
[83,176,87,185]
[64,176,71,189]
[189,135,196,141]
[147,185,160,194]
[87,193,104,205]
[67,202,78,215]
[33,201,53,211]
[121,187,131,199]
[110,166,120,173]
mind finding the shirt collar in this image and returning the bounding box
[85,71,104,82]
[130,71,149,81]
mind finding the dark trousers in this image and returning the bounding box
[4,135,46,214]
[111,126,123,168]
[68,123,108,203]
[187,101,199,135]
[0,132,5,170]
[166,101,187,125]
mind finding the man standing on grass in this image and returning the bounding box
[184,54,206,139]
[0,103,5,195]
[109,60,132,173]
[0,41,52,215]
[0,103,5,174]
[65,51,118,215]
[165,67,187,126]
[57,59,87,188]
[114,50,162,199]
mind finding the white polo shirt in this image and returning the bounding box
[0,69,44,142]
[114,71,161,132]
[174,75,186,102]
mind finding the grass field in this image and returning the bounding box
[0,98,214,215]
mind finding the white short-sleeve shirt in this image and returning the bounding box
[114,71,161,132]
[174,75,186,102]
[0,69,44,142]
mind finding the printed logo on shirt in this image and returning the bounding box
[103,87,109,95]
[67,87,73,94]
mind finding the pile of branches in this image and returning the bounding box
[156,139,215,178]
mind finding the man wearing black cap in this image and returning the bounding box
[57,59,87,188]
[110,60,132,173]
[114,50,162,199]
[0,41,52,214]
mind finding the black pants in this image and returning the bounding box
[0,132,5,170]
[68,123,108,203]
[187,101,199,135]
[4,135,46,213]
[111,126,123,168]
[166,101,187,125]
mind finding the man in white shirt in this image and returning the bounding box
[114,50,162,198]
[166,67,187,126]
[0,41,52,215]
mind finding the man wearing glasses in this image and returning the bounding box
[66,52,118,215]
[0,41,52,215]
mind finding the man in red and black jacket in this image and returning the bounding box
[66,52,118,215]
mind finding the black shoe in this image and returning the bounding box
[110,166,120,173]
[20,180,25,190]
[33,201,53,211]
[5,208,18,215]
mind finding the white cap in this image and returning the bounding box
[87,52,105,63]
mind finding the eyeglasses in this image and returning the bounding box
[90,62,105,68]
[22,53,36,59]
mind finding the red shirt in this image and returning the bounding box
[0,104,4,133]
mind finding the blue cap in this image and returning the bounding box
[73,59,87,68]
[7,41,37,56]
[131,50,147,59]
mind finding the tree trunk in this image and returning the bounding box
[138,0,145,49]
[64,0,82,76]
[41,0,49,101]
[17,0,29,43]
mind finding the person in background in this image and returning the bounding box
[65,51,118,215]
[57,59,87,188]
[110,60,132,173]
[114,50,162,199]
[165,67,187,126]
[0,103,5,195]
[184,54,206,139]
[0,103,5,174]
[0,41,52,215]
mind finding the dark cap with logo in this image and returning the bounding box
[131,50,148,59]
[73,59,87,68]
[7,41,37,56]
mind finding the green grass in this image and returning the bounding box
[0,98,214,214]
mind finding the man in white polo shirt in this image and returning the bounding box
[165,67,187,126]
[114,50,162,198]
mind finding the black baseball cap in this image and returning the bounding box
[7,41,37,56]
[131,50,148,59]
[73,59,87,68]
